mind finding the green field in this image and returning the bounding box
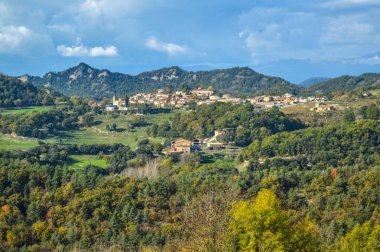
[50,112,176,149]
[0,136,39,150]
[0,106,54,114]
[0,112,177,151]
[65,155,108,170]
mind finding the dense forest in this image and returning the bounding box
[0,120,379,251]
[0,75,62,107]
[0,97,378,251]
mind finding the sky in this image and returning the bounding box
[0,0,379,83]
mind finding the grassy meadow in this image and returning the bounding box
[0,106,54,115]
[54,113,174,149]
[65,155,108,170]
[0,112,177,151]
[0,135,40,150]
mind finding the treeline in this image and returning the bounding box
[242,120,379,166]
[0,75,63,107]
[148,103,304,146]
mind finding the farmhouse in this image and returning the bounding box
[203,130,226,150]
[310,103,335,112]
[168,139,193,154]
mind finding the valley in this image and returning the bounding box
[0,69,379,251]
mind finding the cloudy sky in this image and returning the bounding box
[0,0,379,83]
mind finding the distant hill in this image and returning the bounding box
[299,77,330,87]
[308,73,380,94]
[23,63,302,99]
[0,74,61,107]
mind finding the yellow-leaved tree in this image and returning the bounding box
[229,189,321,252]
[339,221,380,252]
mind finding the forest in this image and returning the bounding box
[148,103,304,147]
[0,119,378,251]
[0,78,379,251]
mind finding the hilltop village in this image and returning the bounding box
[101,87,331,112]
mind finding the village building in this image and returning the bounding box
[203,130,226,150]
[167,139,193,154]
[191,88,214,97]
[263,96,273,102]
[105,104,115,112]
[310,103,335,112]
[112,96,127,107]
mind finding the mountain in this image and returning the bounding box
[299,77,330,87]
[308,73,380,94]
[0,74,62,107]
[23,63,302,99]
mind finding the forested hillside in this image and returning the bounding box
[308,73,380,94]
[0,119,379,251]
[0,75,62,107]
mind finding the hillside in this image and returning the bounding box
[0,74,61,107]
[24,63,301,99]
[299,77,330,87]
[307,73,380,94]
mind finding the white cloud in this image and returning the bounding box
[321,16,374,44]
[320,0,380,9]
[0,25,32,52]
[349,53,380,64]
[57,39,118,57]
[239,6,380,64]
[146,37,187,56]
[77,0,147,22]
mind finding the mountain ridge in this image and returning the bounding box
[21,63,301,99]
[16,63,380,99]
[299,77,331,87]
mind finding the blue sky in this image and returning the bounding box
[0,0,379,83]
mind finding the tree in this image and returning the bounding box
[339,221,380,252]
[125,95,129,106]
[165,84,174,94]
[82,113,95,127]
[229,189,321,251]
[181,84,190,94]
[343,109,355,122]
[187,101,197,110]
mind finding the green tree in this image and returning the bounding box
[343,109,355,122]
[82,113,95,127]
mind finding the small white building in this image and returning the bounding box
[105,104,115,112]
